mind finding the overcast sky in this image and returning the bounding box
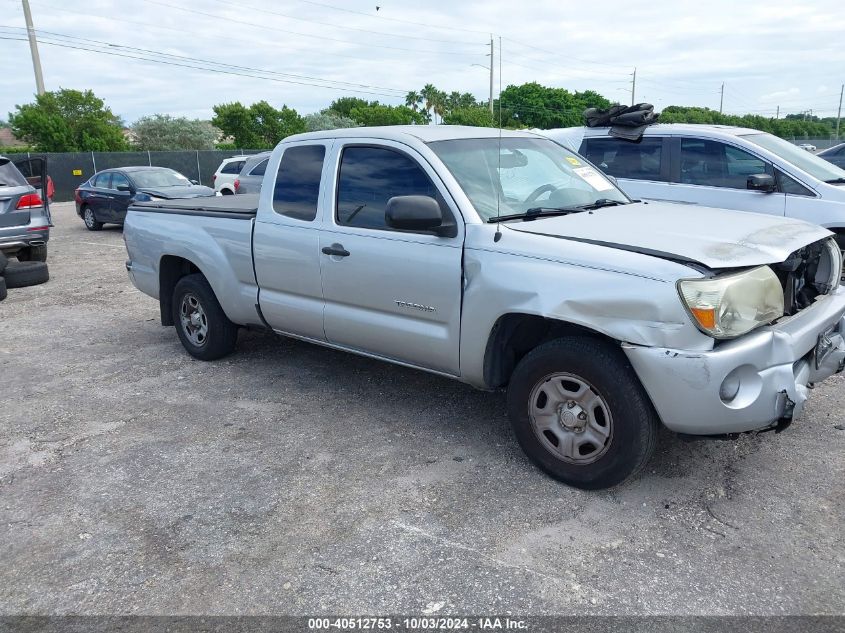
[2,0,843,125]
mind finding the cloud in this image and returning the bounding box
[3,0,844,122]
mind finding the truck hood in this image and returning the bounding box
[137,185,216,199]
[504,201,832,269]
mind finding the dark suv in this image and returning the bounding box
[0,156,50,262]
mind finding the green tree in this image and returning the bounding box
[405,91,422,112]
[659,105,834,139]
[347,103,426,126]
[131,114,219,150]
[9,88,128,151]
[211,101,306,148]
[325,97,372,119]
[304,112,360,132]
[497,82,612,129]
[442,106,495,127]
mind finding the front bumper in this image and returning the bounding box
[623,288,845,435]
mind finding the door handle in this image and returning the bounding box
[322,244,350,257]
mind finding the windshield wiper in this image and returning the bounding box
[579,198,627,210]
[825,178,845,184]
[487,206,583,223]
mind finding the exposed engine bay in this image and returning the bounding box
[772,238,842,315]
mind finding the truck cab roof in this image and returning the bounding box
[283,125,544,145]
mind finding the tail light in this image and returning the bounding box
[16,193,43,209]
[234,178,240,192]
[74,189,82,203]
[212,173,217,182]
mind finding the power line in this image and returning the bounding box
[0,25,408,94]
[294,0,493,35]
[141,0,487,57]
[206,0,483,46]
[0,33,414,99]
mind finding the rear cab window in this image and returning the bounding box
[273,145,326,221]
[581,137,667,181]
[249,159,269,176]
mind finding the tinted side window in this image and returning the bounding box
[273,145,326,221]
[111,173,131,190]
[221,161,241,174]
[249,159,269,176]
[336,146,438,230]
[581,138,664,181]
[94,173,111,188]
[778,171,814,196]
[680,139,772,189]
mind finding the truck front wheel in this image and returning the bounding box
[507,337,658,490]
[171,274,239,361]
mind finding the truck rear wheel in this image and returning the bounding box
[507,337,658,490]
[171,273,238,361]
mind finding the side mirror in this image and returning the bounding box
[385,195,455,237]
[116,183,132,192]
[747,174,776,193]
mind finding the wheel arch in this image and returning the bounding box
[482,313,618,390]
[158,255,205,326]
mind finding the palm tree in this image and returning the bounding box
[420,84,439,123]
[405,91,422,112]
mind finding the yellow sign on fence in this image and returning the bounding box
[72,169,83,176]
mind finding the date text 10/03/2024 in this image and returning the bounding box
[307,617,528,630]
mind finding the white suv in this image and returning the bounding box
[541,124,845,248]
[212,156,249,195]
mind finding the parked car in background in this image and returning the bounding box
[234,151,271,194]
[75,166,216,231]
[212,156,249,195]
[541,124,845,248]
[797,143,817,152]
[0,155,50,262]
[124,126,845,490]
[818,143,845,169]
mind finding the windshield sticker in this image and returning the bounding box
[573,167,614,191]
[565,157,582,166]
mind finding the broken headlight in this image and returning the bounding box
[678,266,784,339]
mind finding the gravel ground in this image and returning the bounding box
[0,202,844,616]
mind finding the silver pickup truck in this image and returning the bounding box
[124,126,845,489]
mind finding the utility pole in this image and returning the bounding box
[21,0,45,95]
[837,83,844,140]
[631,67,637,106]
[719,82,724,114]
[776,105,779,120]
[489,36,494,117]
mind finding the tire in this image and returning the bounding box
[16,244,48,262]
[221,189,233,195]
[0,276,6,301]
[506,337,658,490]
[82,206,103,231]
[4,261,49,289]
[0,251,8,275]
[171,273,238,361]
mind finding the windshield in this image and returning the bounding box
[131,168,191,188]
[428,137,628,221]
[741,133,845,183]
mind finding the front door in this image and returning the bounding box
[666,137,786,216]
[109,172,134,223]
[319,142,464,375]
[254,142,332,341]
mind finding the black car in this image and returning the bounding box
[818,143,845,170]
[74,166,216,230]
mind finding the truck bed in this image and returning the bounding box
[130,194,259,219]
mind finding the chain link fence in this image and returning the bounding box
[21,149,264,202]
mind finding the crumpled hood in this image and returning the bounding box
[137,185,216,199]
[505,201,833,269]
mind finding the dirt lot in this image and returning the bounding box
[1,202,844,615]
